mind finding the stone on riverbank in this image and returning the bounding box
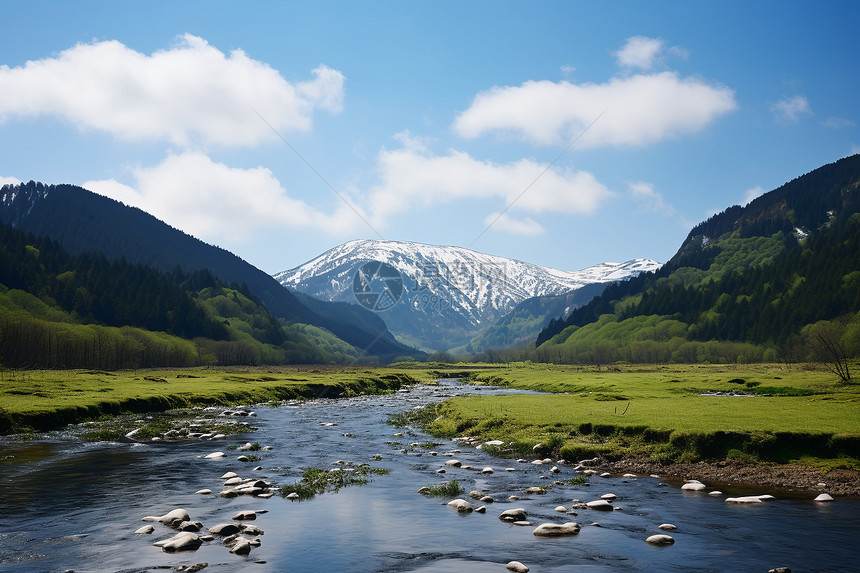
[725,495,775,503]
[681,480,707,491]
[507,561,530,572]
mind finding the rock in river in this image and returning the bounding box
[725,495,775,504]
[134,525,155,535]
[154,531,202,552]
[507,561,530,572]
[142,508,190,527]
[499,508,528,522]
[586,500,614,511]
[446,499,474,513]
[645,534,675,546]
[533,522,581,536]
[209,523,241,536]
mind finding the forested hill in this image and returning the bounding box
[0,181,420,361]
[0,224,361,368]
[536,154,860,364]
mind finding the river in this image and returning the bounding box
[0,378,857,572]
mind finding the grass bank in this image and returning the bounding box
[420,363,860,469]
[0,367,428,434]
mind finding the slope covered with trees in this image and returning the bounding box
[0,182,420,361]
[0,225,360,368]
[536,154,860,366]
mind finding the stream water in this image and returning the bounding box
[0,379,857,572]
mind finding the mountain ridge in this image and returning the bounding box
[276,238,660,350]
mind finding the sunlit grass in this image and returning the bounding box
[422,363,860,466]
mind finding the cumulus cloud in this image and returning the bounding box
[83,151,361,245]
[483,212,545,236]
[771,95,811,124]
[615,36,665,70]
[366,133,613,225]
[454,72,736,147]
[0,34,344,147]
[0,176,21,187]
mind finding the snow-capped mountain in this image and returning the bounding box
[275,239,660,350]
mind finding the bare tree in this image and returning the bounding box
[806,320,851,383]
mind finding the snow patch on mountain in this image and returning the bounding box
[275,239,660,350]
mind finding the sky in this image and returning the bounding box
[0,1,858,275]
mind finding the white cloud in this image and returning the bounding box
[83,151,361,245]
[367,134,613,225]
[454,72,736,147]
[743,185,765,205]
[615,36,664,70]
[483,212,545,236]
[0,176,21,187]
[823,116,855,129]
[628,181,674,215]
[771,95,811,124]
[0,34,344,147]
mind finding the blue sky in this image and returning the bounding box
[1,1,857,274]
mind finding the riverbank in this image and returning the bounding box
[415,363,860,495]
[0,366,426,434]
[596,455,860,497]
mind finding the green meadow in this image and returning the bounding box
[424,363,860,467]
[2,362,859,468]
[0,367,427,433]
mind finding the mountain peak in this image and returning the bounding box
[275,239,660,350]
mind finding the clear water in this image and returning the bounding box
[0,379,856,572]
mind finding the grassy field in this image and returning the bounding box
[422,362,860,467]
[0,366,432,433]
